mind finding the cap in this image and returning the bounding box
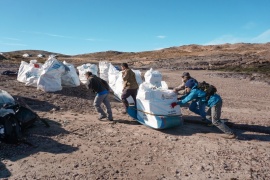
[182,72,190,77]
[185,79,196,88]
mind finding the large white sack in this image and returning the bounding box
[144,68,162,87]
[17,60,42,86]
[137,82,178,103]
[37,57,66,92]
[99,61,110,82]
[77,63,98,84]
[108,63,120,92]
[114,72,134,103]
[61,61,80,87]
[136,82,181,124]
[0,89,15,108]
[17,61,29,83]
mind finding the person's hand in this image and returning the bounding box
[170,102,177,108]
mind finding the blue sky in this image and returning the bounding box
[1,0,270,55]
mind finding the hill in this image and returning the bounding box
[1,43,270,77]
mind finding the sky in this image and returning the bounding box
[1,0,270,55]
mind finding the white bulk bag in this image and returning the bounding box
[108,63,120,93]
[17,61,29,83]
[61,61,80,87]
[37,57,66,92]
[99,61,110,82]
[144,68,162,87]
[77,63,98,84]
[136,82,181,122]
[17,60,42,87]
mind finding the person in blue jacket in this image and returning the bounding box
[174,79,210,123]
[171,79,236,139]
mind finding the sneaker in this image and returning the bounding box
[221,133,236,139]
[98,115,106,120]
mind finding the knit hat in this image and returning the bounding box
[185,79,196,88]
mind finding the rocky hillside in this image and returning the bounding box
[1,43,270,77]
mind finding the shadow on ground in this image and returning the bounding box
[0,118,78,179]
[160,115,270,142]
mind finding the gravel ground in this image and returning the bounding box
[0,63,269,180]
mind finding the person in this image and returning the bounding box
[85,71,113,121]
[173,72,197,95]
[121,63,139,114]
[171,79,236,139]
[173,72,207,122]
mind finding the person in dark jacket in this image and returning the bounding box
[171,79,236,139]
[85,71,113,121]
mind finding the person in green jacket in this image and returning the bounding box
[121,63,139,114]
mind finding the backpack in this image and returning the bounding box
[197,81,217,101]
[0,113,22,144]
[6,104,49,130]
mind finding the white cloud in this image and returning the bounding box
[0,43,27,46]
[251,29,270,43]
[243,22,256,29]
[154,47,165,51]
[85,38,95,41]
[22,31,75,39]
[205,29,270,45]
[204,35,242,45]
[157,35,166,39]
[3,37,20,41]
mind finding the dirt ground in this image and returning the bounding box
[0,64,270,180]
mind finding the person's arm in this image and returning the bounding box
[177,90,197,105]
[173,82,185,92]
[86,78,94,90]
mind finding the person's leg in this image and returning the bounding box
[121,89,130,109]
[189,101,207,119]
[189,101,200,115]
[103,94,113,120]
[211,101,234,135]
[198,101,207,119]
[93,94,106,119]
[130,89,138,107]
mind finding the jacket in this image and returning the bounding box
[177,85,206,105]
[86,75,108,95]
[207,94,222,107]
[122,68,138,89]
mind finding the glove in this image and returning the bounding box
[170,102,177,108]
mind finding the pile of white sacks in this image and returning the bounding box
[17,56,80,92]
[18,59,181,119]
